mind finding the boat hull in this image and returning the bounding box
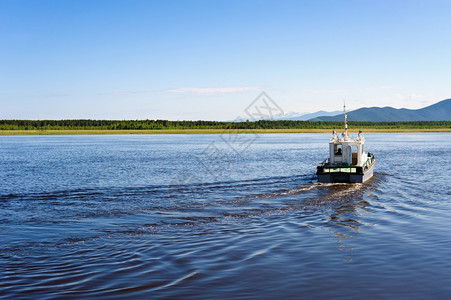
[316,159,375,184]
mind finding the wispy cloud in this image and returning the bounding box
[359,93,447,109]
[99,90,148,96]
[304,88,347,94]
[303,86,403,94]
[165,86,262,95]
[44,93,72,98]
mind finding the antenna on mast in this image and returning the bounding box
[343,100,348,137]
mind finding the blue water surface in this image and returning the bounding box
[1,133,450,299]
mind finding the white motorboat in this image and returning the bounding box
[316,104,375,183]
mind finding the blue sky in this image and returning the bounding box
[1,0,451,120]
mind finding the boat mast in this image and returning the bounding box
[343,101,348,136]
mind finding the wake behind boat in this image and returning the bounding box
[316,104,375,183]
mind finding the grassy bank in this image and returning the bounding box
[1,128,450,135]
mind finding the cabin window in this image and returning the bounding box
[334,144,342,155]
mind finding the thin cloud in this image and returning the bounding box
[359,93,446,109]
[99,90,148,96]
[304,86,403,94]
[305,88,347,94]
[166,86,262,95]
[44,93,72,98]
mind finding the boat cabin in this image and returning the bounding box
[328,130,367,167]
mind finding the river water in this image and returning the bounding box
[1,133,450,299]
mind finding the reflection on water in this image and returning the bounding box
[326,184,370,262]
[309,181,374,262]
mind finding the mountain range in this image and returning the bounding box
[311,98,451,121]
[276,98,450,122]
[273,110,342,121]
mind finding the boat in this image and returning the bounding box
[316,104,375,183]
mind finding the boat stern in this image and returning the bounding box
[316,156,375,183]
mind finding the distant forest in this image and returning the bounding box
[1,119,450,130]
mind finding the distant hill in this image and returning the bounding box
[275,110,342,121]
[311,98,451,121]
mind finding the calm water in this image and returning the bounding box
[1,133,450,299]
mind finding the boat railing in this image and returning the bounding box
[362,153,375,171]
[318,159,328,166]
[317,161,358,173]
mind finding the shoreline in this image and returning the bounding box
[1,128,450,135]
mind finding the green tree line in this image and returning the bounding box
[0,119,450,130]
